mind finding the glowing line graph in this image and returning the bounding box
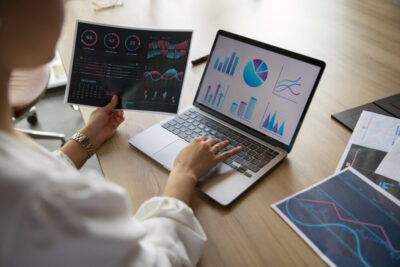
[143,69,183,82]
[276,169,400,266]
[274,77,301,95]
[285,199,371,267]
[294,197,400,254]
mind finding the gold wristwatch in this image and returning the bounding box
[70,132,96,157]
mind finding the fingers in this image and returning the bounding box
[112,110,123,116]
[191,137,238,159]
[210,140,229,153]
[192,136,206,143]
[111,110,124,118]
[103,95,119,111]
[111,111,125,127]
[215,146,242,161]
[205,138,219,147]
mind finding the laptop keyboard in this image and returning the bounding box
[161,108,280,177]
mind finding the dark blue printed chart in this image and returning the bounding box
[66,21,192,113]
[272,168,400,267]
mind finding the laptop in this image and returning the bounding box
[129,30,325,206]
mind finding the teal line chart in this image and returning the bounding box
[292,197,400,254]
[143,69,183,82]
[272,66,302,103]
[274,169,400,267]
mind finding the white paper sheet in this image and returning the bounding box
[376,138,400,181]
[336,111,400,173]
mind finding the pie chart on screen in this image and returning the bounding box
[243,59,268,87]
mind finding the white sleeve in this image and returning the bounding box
[135,197,207,266]
[3,174,206,267]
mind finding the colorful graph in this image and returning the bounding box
[143,69,183,82]
[203,84,229,109]
[272,66,302,103]
[243,59,268,87]
[230,97,257,121]
[273,169,400,267]
[213,52,239,76]
[104,33,120,50]
[274,77,302,95]
[259,103,285,136]
[81,29,98,47]
[147,40,188,59]
[125,35,141,52]
[144,89,175,103]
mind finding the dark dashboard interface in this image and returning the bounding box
[65,21,192,113]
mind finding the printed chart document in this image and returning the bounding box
[65,20,192,113]
[336,111,400,199]
[272,168,400,267]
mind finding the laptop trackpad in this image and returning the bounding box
[153,139,187,171]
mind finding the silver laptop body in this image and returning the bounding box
[129,30,325,206]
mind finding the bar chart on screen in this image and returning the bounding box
[229,96,257,121]
[213,51,239,76]
[203,84,229,110]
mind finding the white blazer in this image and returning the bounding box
[0,131,206,267]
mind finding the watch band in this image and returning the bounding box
[70,132,96,157]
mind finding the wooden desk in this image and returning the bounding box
[57,0,400,265]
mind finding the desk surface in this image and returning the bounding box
[57,0,400,265]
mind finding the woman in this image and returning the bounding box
[0,1,241,266]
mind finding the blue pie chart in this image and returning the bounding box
[243,59,268,87]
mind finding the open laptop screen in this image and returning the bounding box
[194,31,325,151]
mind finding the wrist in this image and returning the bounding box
[70,131,96,157]
[80,126,102,150]
[163,168,198,205]
[170,165,199,186]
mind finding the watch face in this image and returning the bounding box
[81,138,90,146]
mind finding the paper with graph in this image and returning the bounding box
[272,168,400,267]
[335,111,400,199]
[65,21,192,113]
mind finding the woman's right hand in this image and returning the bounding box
[174,136,241,180]
[162,136,242,204]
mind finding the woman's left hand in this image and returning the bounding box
[80,95,125,149]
